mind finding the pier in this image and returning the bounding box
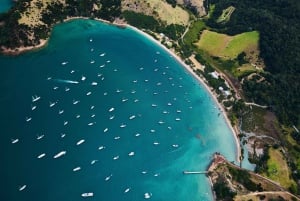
[183,171,208,174]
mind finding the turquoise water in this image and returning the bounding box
[0,0,13,13]
[0,19,238,201]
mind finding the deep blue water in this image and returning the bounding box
[0,19,238,201]
[0,0,13,13]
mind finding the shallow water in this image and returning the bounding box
[0,0,13,13]
[0,19,238,201]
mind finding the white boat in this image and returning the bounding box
[105,174,112,181]
[167,103,172,106]
[89,38,93,42]
[113,156,119,160]
[81,192,94,197]
[59,110,64,114]
[158,121,164,124]
[88,122,94,126]
[76,139,85,145]
[103,128,108,133]
[61,61,68,65]
[122,98,128,102]
[76,115,81,118]
[19,185,27,191]
[153,142,159,145]
[120,124,126,128]
[104,92,108,96]
[11,138,19,144]
[65,87,70,92]
[90,160,98,165]
[108,107,114,112]
[90,60,95,64]
[36,134,44,140]
[61,133,66,138]
[31,105,36,110]
[81,76,86,81]
[128,152,135,156]
[106,60,111,63]
[73,100,79,105]
[73,167,81,172]
[114,136,120,140]
[37,153,46,159]
[53,151,66,159]
[64,121,68,126]
[151,104,157,107]
[86,92,92,96]
[91,82,98,86]
[134,99,139,102]
[116,89,121,93]
[135,133,141,137]
[49,102,56,107]
[99,64,105,68]
[176,110,182,113]
[98,146,105,150]
[90,106,95,110]
[109,115,114,120]
[99,53,105,57]
[32,95,41,102]
[25,117,32,122]
[175,118,181,121]
[172,144,179,148]
[150,129,155,133]
[53,86,59,90]
[129,115,136,120]
[124,188,131,193]
[144,193,152,199]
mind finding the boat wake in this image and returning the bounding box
[53,79,79,84]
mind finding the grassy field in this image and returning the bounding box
[196,30,259,59]
[217,6,235,23]
[122,0,190,26]
[265,148,296,189]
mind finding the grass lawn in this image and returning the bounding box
[265,148,296,189]
[196,30,259,59]
[217,6,235,23]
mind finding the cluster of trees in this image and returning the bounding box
[122,11,185,41]
[0,0,122,50]
[206,0,300,126]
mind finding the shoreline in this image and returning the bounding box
[0,17,241,162]
[126,24,241,162]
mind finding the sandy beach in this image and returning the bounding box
[1,17,241,161]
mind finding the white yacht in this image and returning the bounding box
[11,138,19,144]
[103,128,108,133]
[19,185,27,191]
[61,61,68,65]
[76,139,85,145]
[36,134,44,140]
[49,102,56,107]
[86,92,92,96]
[105,174,112,181]
[37,153,46,159]
[90,160,98,165]
[73,167,81,172]
[108,107,114,112]
[59,110,64,114]
[120,124,126,128]
[124,188,131,193]
[53,151,66,159]
[73,100,79,105]
[144,193,152,199]
[129,115,136,120]
[32,95,41,102]
[91,82,98,86]
[113,156,119,160]
[64,121,68,126]
[81,76,86,81]
[25,117,32,122]
[153,142,159,145]
[31,105,36,110]
[98,146,105,150]
[128,152,135,156]
[99,53,105,57]
[81,192,94,197]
